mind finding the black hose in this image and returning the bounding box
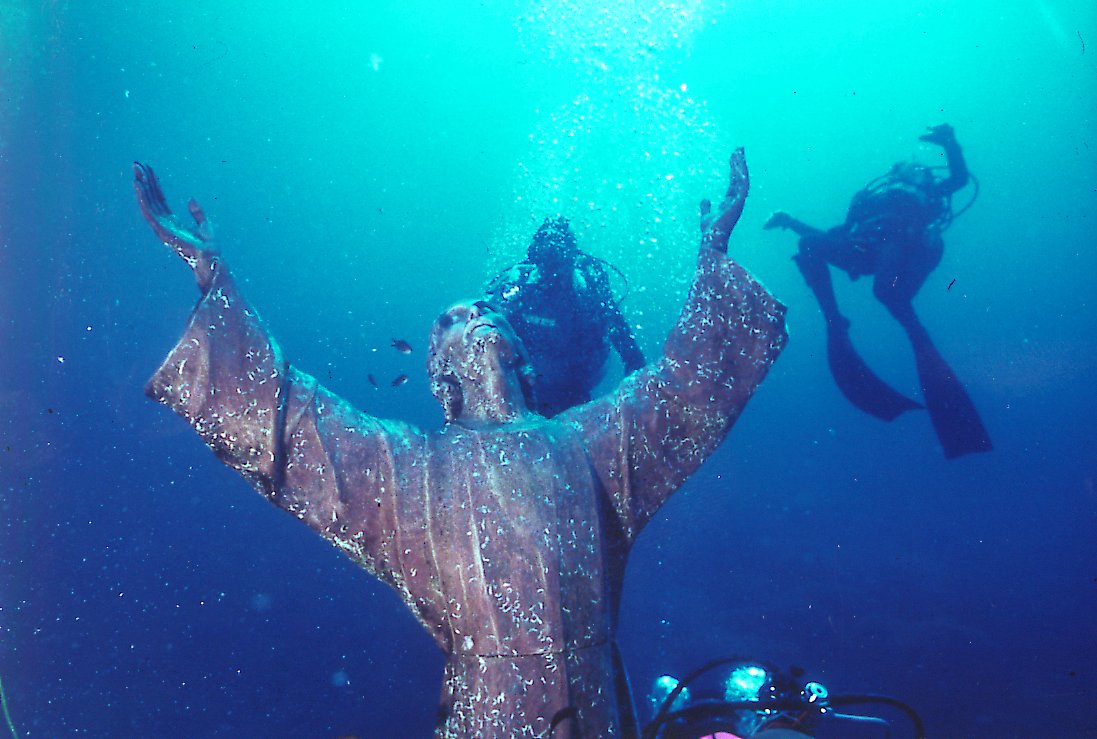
[584,251,632,304]
[829,694,926,739]
[950,171,980,221]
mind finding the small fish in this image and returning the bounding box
[368,374,378,387]
[391,339,413,354]
[947,278,956,291]
[391,374,408,387]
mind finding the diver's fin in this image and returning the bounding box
[826,324,923,421]
[884,300,992,459]
[906,326,992,459]
[920,360,993,459]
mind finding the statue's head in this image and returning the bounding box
[427,300,537,423]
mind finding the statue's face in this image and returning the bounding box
[432,300,522,369]
[427,300,527,419]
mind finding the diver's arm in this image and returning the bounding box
[921,124,969,197]
[608,308,645,372]
[586,261,645,371]
[764,211,825,238]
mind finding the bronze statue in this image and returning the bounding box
[134,148,786,737]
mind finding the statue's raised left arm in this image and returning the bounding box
[562,149,788,540]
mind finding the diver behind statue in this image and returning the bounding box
[483,216,646,417]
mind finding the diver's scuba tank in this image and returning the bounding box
[642,658,925,739]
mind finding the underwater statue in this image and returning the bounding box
[134,149,786,738]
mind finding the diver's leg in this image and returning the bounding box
[795,235,921,421]
[872,238,909,309]
[794,235,848,329]
[873,231,942,310]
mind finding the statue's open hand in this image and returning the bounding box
[134,162,218,266]
[699,147,749,254]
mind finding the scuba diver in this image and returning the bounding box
[643,659,926,739]
[765,124,991,459]
[484,216,646,417]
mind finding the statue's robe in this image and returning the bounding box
[146,247,787,738]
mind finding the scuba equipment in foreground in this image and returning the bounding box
[642,658,925,739]
[0,674,19,739]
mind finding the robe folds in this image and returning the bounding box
[147,247,787,738]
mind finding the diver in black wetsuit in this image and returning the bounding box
[484,216,646,417]
[766,124,991,459]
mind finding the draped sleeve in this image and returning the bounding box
[561,248,787,540]
[145,259,429,591]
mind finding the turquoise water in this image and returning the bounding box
[1,1,1095,736]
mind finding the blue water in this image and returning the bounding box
[1,1,1095,736]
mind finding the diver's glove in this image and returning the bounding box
[919,123,956,146]
[763,211,793,231]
